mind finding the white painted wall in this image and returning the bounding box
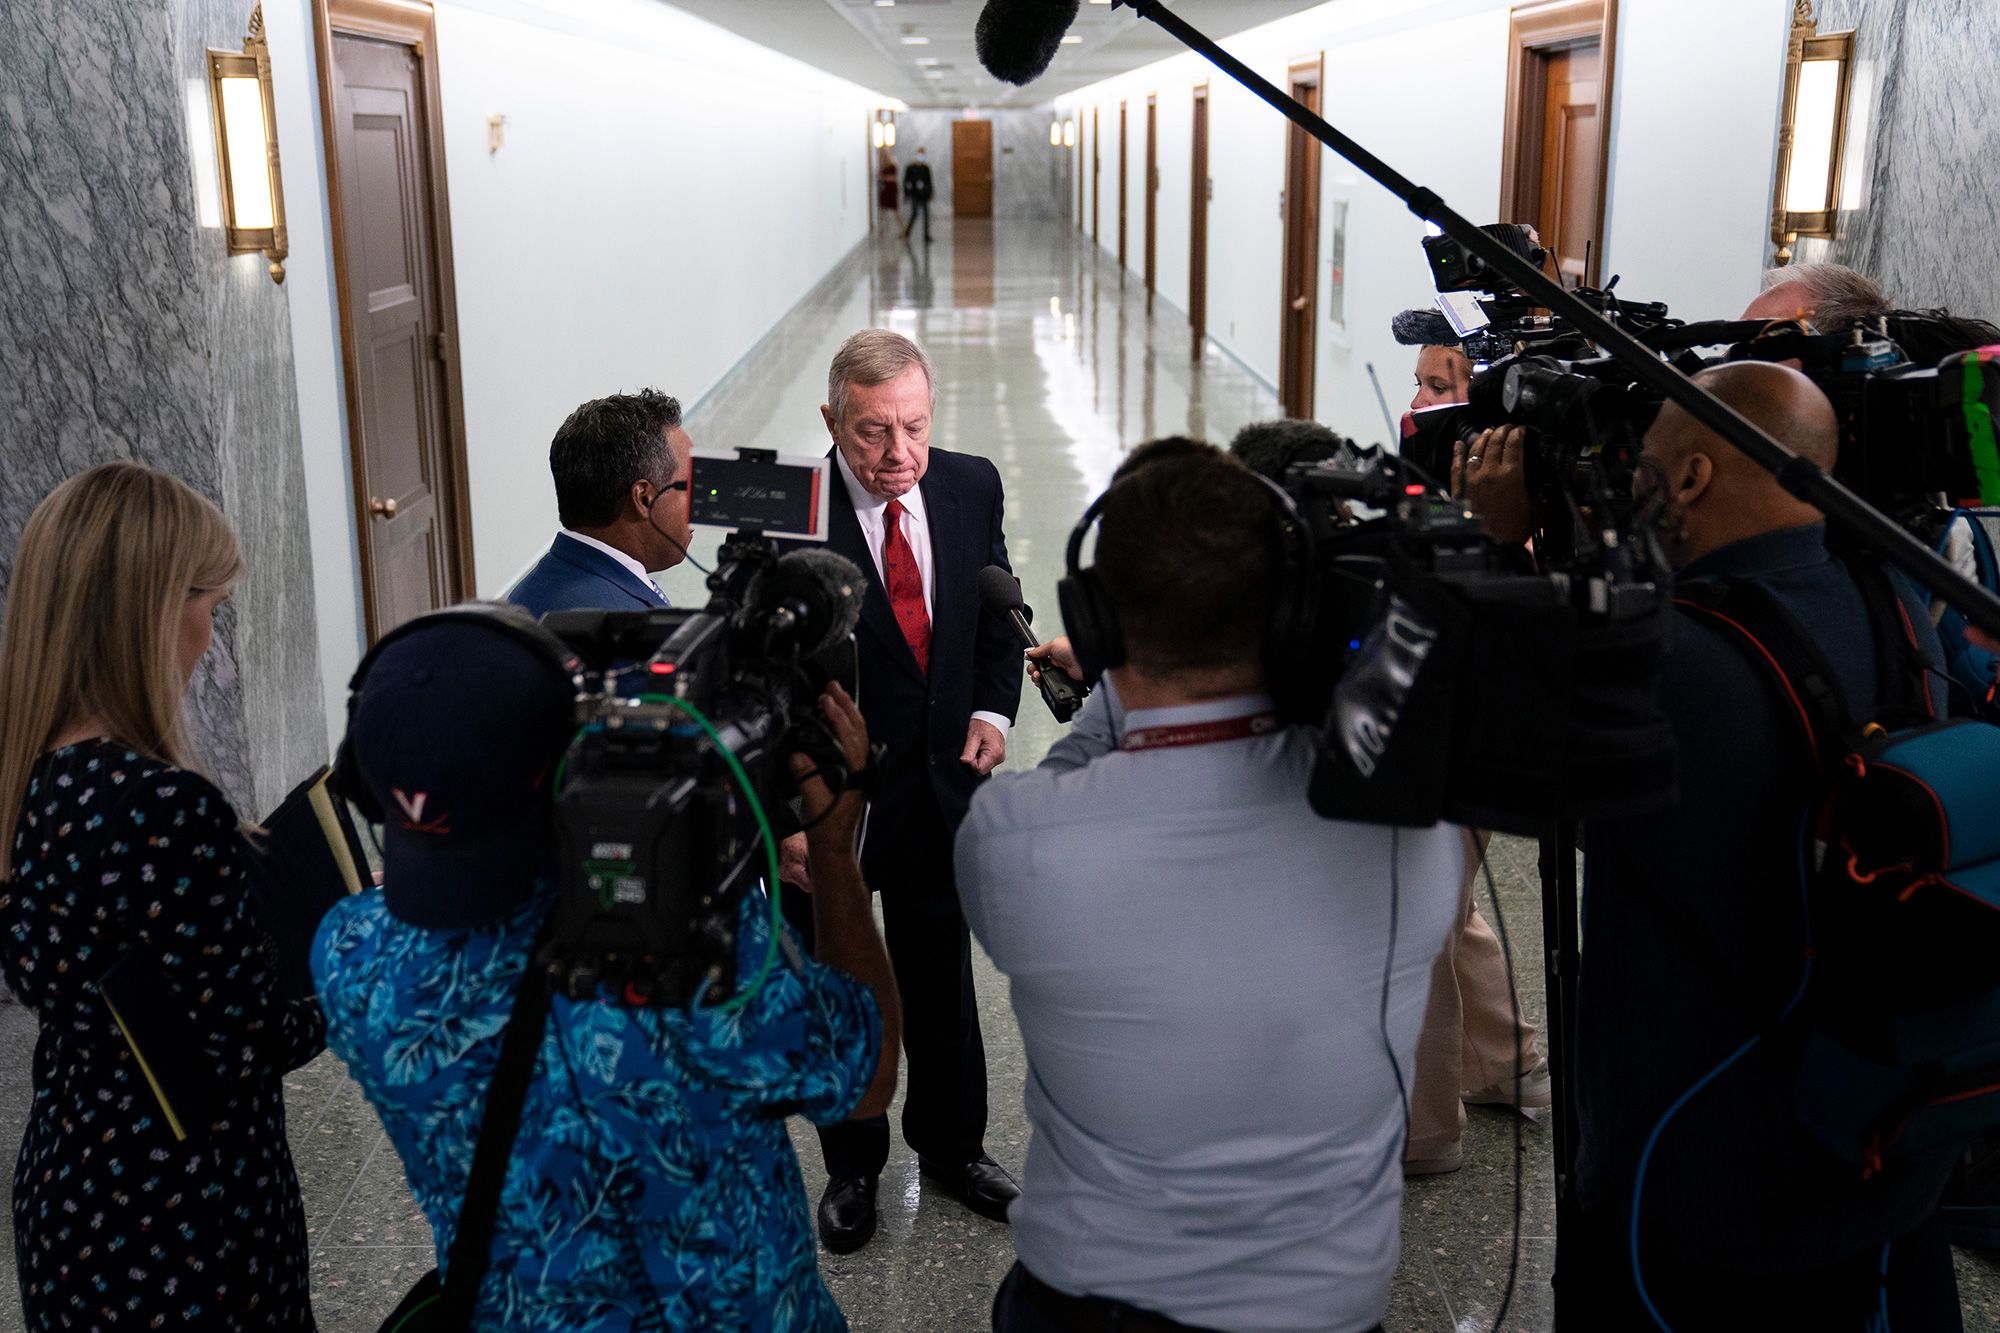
[432,0,883,597]
[1059,0,1792,449]
[1600,0,1792,319]
[268,0,888,749]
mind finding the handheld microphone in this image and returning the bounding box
[978,565,1087,723]
[974,0,1082,86]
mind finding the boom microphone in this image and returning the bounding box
[751,549,867,659]
[978,565,1088,723]
[974,0,1082,86]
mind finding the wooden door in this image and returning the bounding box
[1117,101,1128,274]
[1092,107,1101,243]
[320,6,473,640]
[1076,120,1085,230]
[952,119,993,218]
[1500,0,1616,289]
[1144,95,1159,309]
[1190,85,1210,357]
[1537,44,1602,287]
[1279,57,1323,420]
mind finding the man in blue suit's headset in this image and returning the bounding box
[507,389,693,616]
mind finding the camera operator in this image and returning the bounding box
[960,445,1460,1333]
[1393,308,1472,411]
[1542,363,1962,1326]
[312,613,900,1331]
[1229,415,1549,1176]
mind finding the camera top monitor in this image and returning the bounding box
[687,450,832,541]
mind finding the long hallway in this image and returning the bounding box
[2,219,1998,1332]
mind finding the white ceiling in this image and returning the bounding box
[661,0,1338,107]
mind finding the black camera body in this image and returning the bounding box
[537,529,865,1008]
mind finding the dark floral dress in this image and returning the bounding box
[0,741,326,1330]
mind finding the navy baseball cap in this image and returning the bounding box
[346,608,580,929]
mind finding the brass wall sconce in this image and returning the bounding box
[1770,0,1855,266]
[208,3,289,283]
[873,111,898,150]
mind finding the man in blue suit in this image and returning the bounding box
[506,389,693,616]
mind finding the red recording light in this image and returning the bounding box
[1404,484,1426,496]
[649,662,676,675]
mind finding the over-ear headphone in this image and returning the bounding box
[330,603,583,824]
[1056,467,1317,689]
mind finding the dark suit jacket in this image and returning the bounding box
[505,532,667,617]
[902,161,934,203]
[788,449,1020,883]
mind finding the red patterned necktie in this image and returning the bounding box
[881,498,931,675]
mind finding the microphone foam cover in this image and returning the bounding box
[975,0,1082,87]
[977,564,1026,616]
[770,549,868,657]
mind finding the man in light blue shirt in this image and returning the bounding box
[958,447,1461,1333]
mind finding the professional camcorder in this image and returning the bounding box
[537,451,868,1008]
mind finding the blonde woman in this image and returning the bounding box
[0,463,325,1330]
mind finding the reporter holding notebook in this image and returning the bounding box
[0,463,326,1331]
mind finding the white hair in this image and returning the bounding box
[1759,262,1889,332]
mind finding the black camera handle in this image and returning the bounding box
[1110,0,2000,641]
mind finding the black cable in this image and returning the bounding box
[645,491,711,576]
[1480,842,1526,1332]
[1384,830,1409,1145]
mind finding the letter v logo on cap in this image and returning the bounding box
[392,788,450,834]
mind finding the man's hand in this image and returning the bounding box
[961,717,1006,775]
[790,683,869,863]
[1455,425,1538,545]
[1025,636,1080,688]
[778,833,811,893]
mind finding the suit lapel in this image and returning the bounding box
[920,468,964,666]
[828,479,927,687]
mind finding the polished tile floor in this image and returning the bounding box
[3,221,1999,1331]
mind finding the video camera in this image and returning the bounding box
[536,450,868,1008]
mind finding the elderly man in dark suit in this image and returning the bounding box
[506,389,693,615]
[781,328,1022,1254]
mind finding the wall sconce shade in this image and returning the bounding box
[1050,120,1063,146]
[873,121,886,149]
[208,3,288,283]
[884,120,896,147]
[1770,1,1854,265]
[1062,118,1077,147]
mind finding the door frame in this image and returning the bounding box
[1278,53,1323,420]
[1498,0,1617,288]
[1117,100,1128,276]
[1144,93,1159,310]
[1190,83,1210,357]
[313,0,475,640]
[1091,106,1101,244]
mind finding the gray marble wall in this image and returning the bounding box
[0,0,326,818]
[892,107,1074,221]
[1793,0,2000,324]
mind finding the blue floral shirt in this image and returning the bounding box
[312,885,878,1331]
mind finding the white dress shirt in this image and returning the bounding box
[560,528,666,602]
[834,452,1009,736]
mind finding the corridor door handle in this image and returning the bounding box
[370,496,398,518]
[1291,295,1309,311]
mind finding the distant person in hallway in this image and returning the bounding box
[781,328,1023,1256]
[314,611,901,1332]
[506,388,694,616]
[877,146,899,219]
[961,445,1460,1333]
[903,145,935,243]
[0,463,327,1331]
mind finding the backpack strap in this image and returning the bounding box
[1672,577,1854,784]
[1840,554,1938,727]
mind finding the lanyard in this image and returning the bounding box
[1119,713,1279,753]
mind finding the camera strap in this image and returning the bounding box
[388,922,554,1332]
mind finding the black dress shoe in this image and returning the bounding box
[817,1175,879,1254]
[917,1153,1020,1223]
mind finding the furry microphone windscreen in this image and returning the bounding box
[1391,308,1461,348]
[975,0,1083,86]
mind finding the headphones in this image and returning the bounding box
[330,603,583,825]
[1056,467,1317,687]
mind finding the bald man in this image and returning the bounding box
[1557,363,1961,1328]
